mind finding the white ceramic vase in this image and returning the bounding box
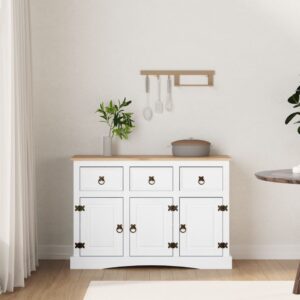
[103,136,112,156]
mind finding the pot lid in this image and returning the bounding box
[171,138,211,146]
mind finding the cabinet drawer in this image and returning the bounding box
[130,167,173,191]
[180,167,223,191]
[80,167,123,191]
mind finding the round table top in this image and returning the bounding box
[255,169,300,185]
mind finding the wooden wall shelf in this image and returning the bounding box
[140,70,215,87]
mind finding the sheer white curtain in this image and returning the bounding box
[0,0,38,293]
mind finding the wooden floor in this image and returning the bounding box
[1,260,298,300]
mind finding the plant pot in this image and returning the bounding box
[103,136,112,156]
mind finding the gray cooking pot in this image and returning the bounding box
[171,138,211,157]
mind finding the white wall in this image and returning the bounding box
[30,0,300,259]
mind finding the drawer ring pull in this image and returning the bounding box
[179,224,187,233]
[198,176,205,185]
[98,176,105,185]
[116,224,123,233]
[148,176,155,185]
[130,224,137,233]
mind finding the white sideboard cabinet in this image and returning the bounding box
[71,155,231,269]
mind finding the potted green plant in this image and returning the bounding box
[285,85,300,134]
[96,98,135,156]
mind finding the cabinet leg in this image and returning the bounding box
[293,262,300,294]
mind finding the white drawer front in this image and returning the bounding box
[130,167,173,191]
[80,167,123,191]
[180,167,223,191]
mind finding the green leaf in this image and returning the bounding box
[293,103,300,108]
[96,97,134,140]
[288,93,299,104]
[285,112,300,124]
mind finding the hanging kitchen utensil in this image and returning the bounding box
[155,75,163,114]
[143,75,153,121]
[165,75,173,111]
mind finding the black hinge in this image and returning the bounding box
[218,242,228,249]
[218,205,228,212]
[75,205,85,212]
[168,242,178,249]
[168,205,178,212]
[75,242,85,249]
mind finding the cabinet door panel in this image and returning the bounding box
[180,198,223,256]
[80,198,123,256]
[130,198,173,256]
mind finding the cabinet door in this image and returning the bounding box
[80,198,123,256]
[180,198,223,256]
[130,198,173,256]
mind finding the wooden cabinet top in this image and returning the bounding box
[71,155,231,161]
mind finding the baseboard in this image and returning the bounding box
[38,245,73,260]
[38,244,300,260]
[231,245,300,259]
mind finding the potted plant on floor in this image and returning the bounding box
[96,98,135,156]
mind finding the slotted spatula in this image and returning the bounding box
[155,76,163,114]
[143,75,153,121]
